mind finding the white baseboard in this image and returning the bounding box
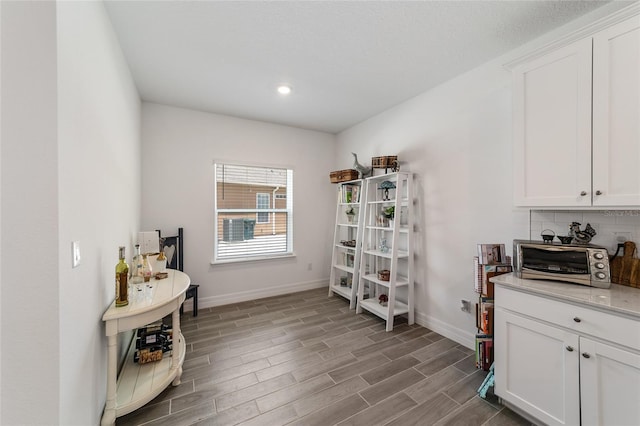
[180,281,476,351]
[414,310,475,350]
[184,279,329,311]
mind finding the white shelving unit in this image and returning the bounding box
[356,172,414,331]
[328,179,366,309]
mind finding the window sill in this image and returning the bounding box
[211,253,296,265]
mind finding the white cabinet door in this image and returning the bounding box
[580,338,640,426]
[513,38,593,207]
[592,16,640,206]
[495,309,580,426]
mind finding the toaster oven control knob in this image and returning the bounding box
[595,272,607,280]
[594,252,604,260]
[595,262,605,269]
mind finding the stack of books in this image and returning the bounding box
[339,184,360,204]
[474,244,512,371]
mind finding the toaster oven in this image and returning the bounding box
[513,240,611,288]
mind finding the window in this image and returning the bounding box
[256,193,270,224]
[213,162,293,263]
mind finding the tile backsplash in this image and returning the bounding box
[530,210,640,254]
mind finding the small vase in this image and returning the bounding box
[155,250,167,273]
[388,219,395,229]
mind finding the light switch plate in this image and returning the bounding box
[72,241,81,268]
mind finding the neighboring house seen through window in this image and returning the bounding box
[213,163,293,263]
[256,193,270,224]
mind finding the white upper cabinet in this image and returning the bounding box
[592,15,640,206]
[513,12,640,207]
[513,38,593,207]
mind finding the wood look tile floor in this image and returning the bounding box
[117,288,535,426]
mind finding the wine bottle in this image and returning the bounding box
[115,246,129,307]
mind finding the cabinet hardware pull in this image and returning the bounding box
[580,191,587,196]
[582,353,591,359]
[566,346,574,352]
[573,317,581,323]
[595,190,602,195]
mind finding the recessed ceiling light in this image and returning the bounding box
[277,85,292,95]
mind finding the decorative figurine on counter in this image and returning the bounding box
[351,152,371,178]
[569,222,597,244]
[540,229,555,243]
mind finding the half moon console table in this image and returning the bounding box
[101,269,190,426]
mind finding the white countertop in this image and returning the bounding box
[491,273,640,320]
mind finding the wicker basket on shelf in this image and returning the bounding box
[330,169,359,183]
[377,269,390,281]
[371,156,398,171]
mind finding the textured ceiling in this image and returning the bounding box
[104,1,614,134]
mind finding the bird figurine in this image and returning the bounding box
[569,222,597,244]
[351,152,371,178]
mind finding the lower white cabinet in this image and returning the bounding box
[495,285,640,426]
[580,338,640,426]
[495,309,580,425]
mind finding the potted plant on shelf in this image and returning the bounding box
[345,206,356,223]
[378,294,389,307]
[382,206,395,228]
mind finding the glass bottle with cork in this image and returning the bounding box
[131,244,144,284]
[142,254,153,282]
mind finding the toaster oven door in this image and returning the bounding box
[520,246,592,285]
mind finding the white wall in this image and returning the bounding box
[335,2,629,347]
[1,1,140,424]
[57,1,141,424]
[1,2,60,422]
[337,63,529,346]
[141,103,335,307]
